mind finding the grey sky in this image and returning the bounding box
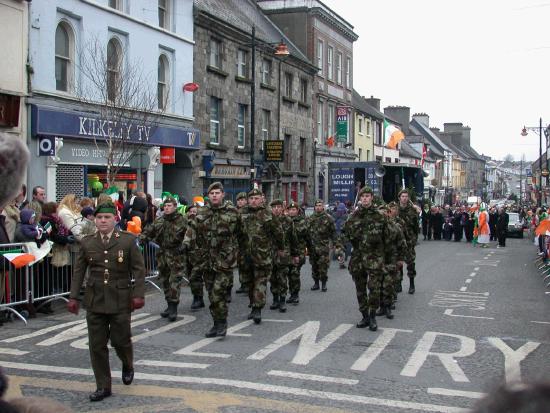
[322,0,550,162]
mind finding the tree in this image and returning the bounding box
[76,37,168,187]
[503,154,514,163]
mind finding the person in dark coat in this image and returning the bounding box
[421,203,431,240]
[452,208,463,241]
[465,209,475,242]
[496,206,509,248]
[489,207,498,241]
[431,206,444,240]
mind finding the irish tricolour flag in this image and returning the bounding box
[384,119,405,149]
[2,251,36,269]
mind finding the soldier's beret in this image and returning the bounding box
[270,199,283,207]
[377,204,389,212]
[236,192,248,200]
[248,188,263,197]
[207,181,224,193]
[94,202,117,216]
[163,196,178,205]
[358,186,373,197]
[288,201,300,209]
[388,201,398,208]
[314,199,324,206]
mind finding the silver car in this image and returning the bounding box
[507,212,524,238]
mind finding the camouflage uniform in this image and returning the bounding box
[288,202,308,301]
[306,202,337,289]
[186,212,206,308]
[391,211,410,297]
[240,189,284,313]
[398,198,419,281]
[383,207,408,308]
[139,205,187,313]
[236,192,251,294]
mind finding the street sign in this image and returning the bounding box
[264,140,284,162]
[336,106,348,143]
[38,136,55,156]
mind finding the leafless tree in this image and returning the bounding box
[75,36,168,187]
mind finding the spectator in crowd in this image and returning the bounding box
[31,186,46,205]
[2,189,24,242]
[430,206,444,240]
[496,206,510,248]
[79,197,94,210]
[14,209,46,246]
[421,203,431,240]
[489,207,498,241]
[120,191,146,229]
[79,207,96,238]
[57,194,82,239]
[145,193,157,227]
[115,191,125,215]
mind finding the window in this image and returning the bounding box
[346,57,351,88]
[284,72,293,98]
[237,104,246,147]
[158,0,169,29]
[328,104,335,137]
[327,46,333,81]
[358,148,362,161]
[336,52,342,84]
[366,120,371,136]
[261,59,272,85]
[317,100,324,141]
[300,78,308,102]
[107,38,122,102]
[358,117,363,134]
[157,55,169,110]
[236,49,248,78]
[55,23,72,92]
[299,137,306,171]
[317,40,323,76]
[209,38,221,68]
[210,97,221,144]
[284,134,292,170]
[366,149,370,160]
[261,110,270,142]
[109,0,122,10]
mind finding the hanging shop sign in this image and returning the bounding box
[160,147,176,164]
[336,106,348,143]
[264,140,284,162]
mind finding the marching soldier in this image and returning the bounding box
[306,200,337,292]
[240,188,284,324]
[397,189,420,294]
[67,202,145,402]
[235,192,251,295]
[186,204,205,310]
[184,182,241,338]
[139,197,187,321]
[388,201,410,304]
[286,201,308,304]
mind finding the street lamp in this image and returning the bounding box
[249,26,290,187]
[521,118,550,206]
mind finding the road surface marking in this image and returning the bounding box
[483,257,488,260]
[471,260,499,267]
[351,328,413,372]
[487,337,540,383]
[135,360,210,369]
[263,319,294,323]
[469,272,477,277]
[474,267,480,271]
[248,321,353,365]
[531,320,550,325]
[0,348,29,356]
[459,287,468,292]
[1,361,470,413]
[430,291,489,310]
[465,279,472,284]
[428,388,486,399]
[267,370,358,385]
[1,319,86,343]
[444,309,494,320]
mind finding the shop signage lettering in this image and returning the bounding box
[78,117,151,142]
[70,147,125,160]
[336,106,348,143]
[212,165,249,178]
[264,140,284,162]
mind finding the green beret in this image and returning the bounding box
[358,186,373,197]
[207,181,224,193]
[270,198,283,207]
[388,201,398,208]
[248,188,263,197]
[94,202,117,216]
[288,201,300,209]
[314,199,324,206]
[236,192,248,200]
[377,204,389,212]
[163,196,178,205]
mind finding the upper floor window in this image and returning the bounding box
[236,49,248,78]
[261,59,272,85]
[55,23,73,92]
[210,97,221,144]
[327,46,333,81]
[109,0,122,11]
[300,78,308,103]
[261,110,270,141]
[327,104,335,137]
[158,0,170,29]
[284,72,293,98]
[346,57,351,88]
[209,38,221,68]
[317,40,323,76]
[107,38,122,102]
[336,52,342,84]
[157,55,169,110]
[317,100,324,141]
[237,104,246,147]
[358,117,363,134]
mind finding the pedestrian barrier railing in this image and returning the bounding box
[142,241,162,293]
[0,243,34,324]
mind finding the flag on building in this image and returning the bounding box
[421,144,427,167]
[384,120,405,149]
[326,136,335,148]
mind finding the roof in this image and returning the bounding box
[352,90,384,120]
[399,139,422,159]
[194,0,312,66]
[443,140,470,161]
[408,124,444,157]
[410,118,452,154]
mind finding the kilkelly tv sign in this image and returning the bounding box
[31,105,200,150]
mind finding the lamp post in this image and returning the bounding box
[521,118,550,206]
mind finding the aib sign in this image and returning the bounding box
[38,136,55,156]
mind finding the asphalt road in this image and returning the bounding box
[1,235,549,413]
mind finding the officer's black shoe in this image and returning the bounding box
[375,306,386,317]
[311,281,320,291]
[269,295,280,310]
[205,321,219,338]
[252,308,262,324]
[385,306,394,320]
[160,306,170,318]
[321,281,327,292]
[368,309,378,331]
[191,296,205,310]
[356,313,370,328]
[408,278,415,295]
[395,282,402,293]
[167,302,178,322]
[278,297,287,313]
[235,286,248,294]
[216,320,227,337]
[286,293,299,304]
[122,366,134,385]
[90,388,112,402]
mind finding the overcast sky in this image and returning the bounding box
[322,0,550,162]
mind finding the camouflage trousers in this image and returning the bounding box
[237,255,251,290]
[203,269,233,320]
[270,264,290,296]
[350,269,384,314]
[157,252,185,303]
[310,247,330,282]
[288,258,304,295]
[248,265,272,309]
[381,266,397,306]
[405,247,416,279]
[188,265,204,298]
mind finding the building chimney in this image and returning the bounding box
[412,113,429,127]
[365,95,380,111]
[384,106,410,134]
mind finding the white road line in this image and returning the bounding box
[135,360,210,369]
[0,361,470,413]
[483,257,488,260]
[465,279,472,284]
[428,388,485,399]
[0,348,29,356]
[0,320,85,343]
[267,370,358,385]
[263,319,294,323]
[459,287,467,292]
[469,272,477,277]
[444,309,494,320]
[474,267,480,271]
[531,320,550,325]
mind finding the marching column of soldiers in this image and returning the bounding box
[67,182,419,402]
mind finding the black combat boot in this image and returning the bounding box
[321,281,327,292]
[385,305,394,319]
[396,281,402,293]
[269,295,280,310]
[190,296,205,310]
[160,304,170,318]
[216,319,227,337]
[167,302,178,322]
[252,307,262,324]
[356,312,370,328]
[286,293,299,304]
[408,278,415,294]
[311,281,320,291]
[205,320,219,338]
[390,302,396,310]
[278,296,287,313]
[368,309,378,331]
[376,306,386,317]
[226,288,232,303]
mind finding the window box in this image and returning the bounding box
[260,82,276,92]
[235,75,252,84]
[207,142,228,151]
[235,146,250,153]
[207,65,228,77]
[298,101,310,109]
[282,96,297,104]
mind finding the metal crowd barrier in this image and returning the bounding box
[0,243,33,324]
[142,241,162,293]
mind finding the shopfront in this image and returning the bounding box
[29,105,200,202]
[201,160,251,203]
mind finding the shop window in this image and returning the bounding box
[300,182,306,204]
[107,38,122,102]
[157,55,169,110]
[291,182,298,202]
[57,164,84,202]
[210,97,221,144]
[237,104,246,147]
[55,22,73,92]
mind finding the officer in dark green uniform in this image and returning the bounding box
[67,202,145,402]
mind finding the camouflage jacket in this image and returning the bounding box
[398,201,420,243]
[306,211,337,250]
[184,200,241,272]
[341,204,391,271]
[240,205,284,268]
[139,211,187,252]
[272,214,298,266]
[385,218,408,269]
[291,214,309,257]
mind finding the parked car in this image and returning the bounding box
[507,212,524,238]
